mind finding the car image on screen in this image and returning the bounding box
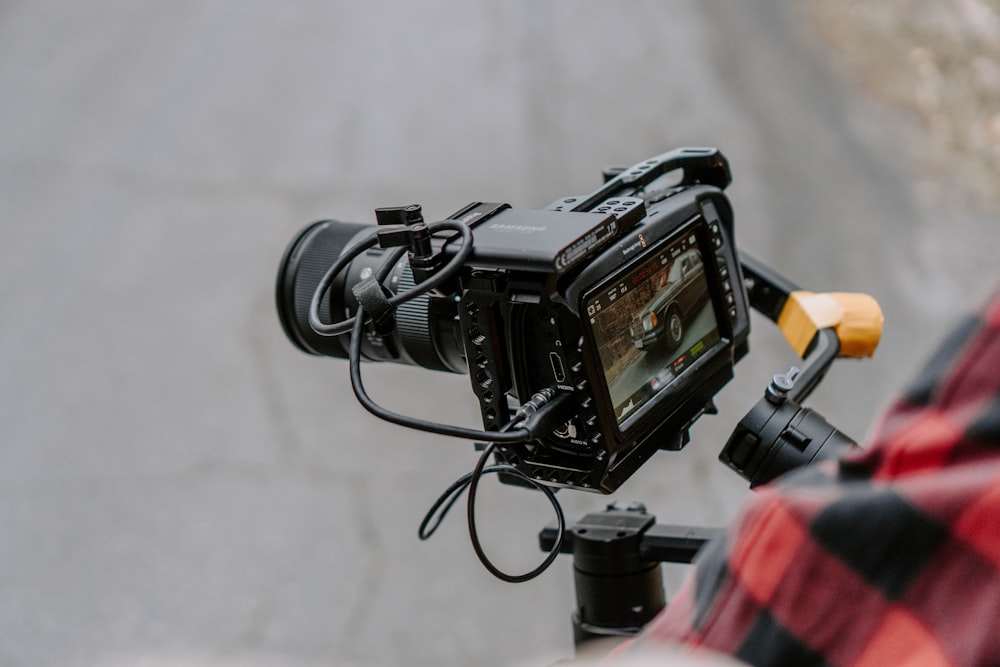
[629,250,709,353]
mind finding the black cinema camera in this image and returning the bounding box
[276,147,754,493]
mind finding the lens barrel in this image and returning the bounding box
[276,220,368,358]
[275,220,465,373]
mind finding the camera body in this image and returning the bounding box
[276,148,751,493]
[452,188,749,492]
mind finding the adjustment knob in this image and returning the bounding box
[765,367,800,405]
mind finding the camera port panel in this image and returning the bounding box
[513,301,598,456]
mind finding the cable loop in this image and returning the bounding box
[308,220,474,337]
[418,441,566,584]
[466,442,566,583]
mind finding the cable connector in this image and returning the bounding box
[514,388,556,421]
[516,389,574,440]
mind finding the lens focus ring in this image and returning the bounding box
[395,265,452,372]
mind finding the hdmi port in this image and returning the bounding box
[549,352,566,383]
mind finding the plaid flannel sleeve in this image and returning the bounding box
[634,289,1000,667]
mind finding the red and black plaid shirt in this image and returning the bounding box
[634,289,1000,666]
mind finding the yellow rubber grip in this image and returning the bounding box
[776,291,883,359]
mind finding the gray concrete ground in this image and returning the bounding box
[0,2,997,666]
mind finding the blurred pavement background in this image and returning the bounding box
[1,2,997,666]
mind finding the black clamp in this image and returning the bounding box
[374,205,440,282]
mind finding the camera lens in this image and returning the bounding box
[276,220,368,358]
[275,220,466,373]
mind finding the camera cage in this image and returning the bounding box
[289,148,753,494]
[275,145,883,591]
[279,147,881,496]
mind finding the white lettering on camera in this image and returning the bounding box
[488,223,547,233]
